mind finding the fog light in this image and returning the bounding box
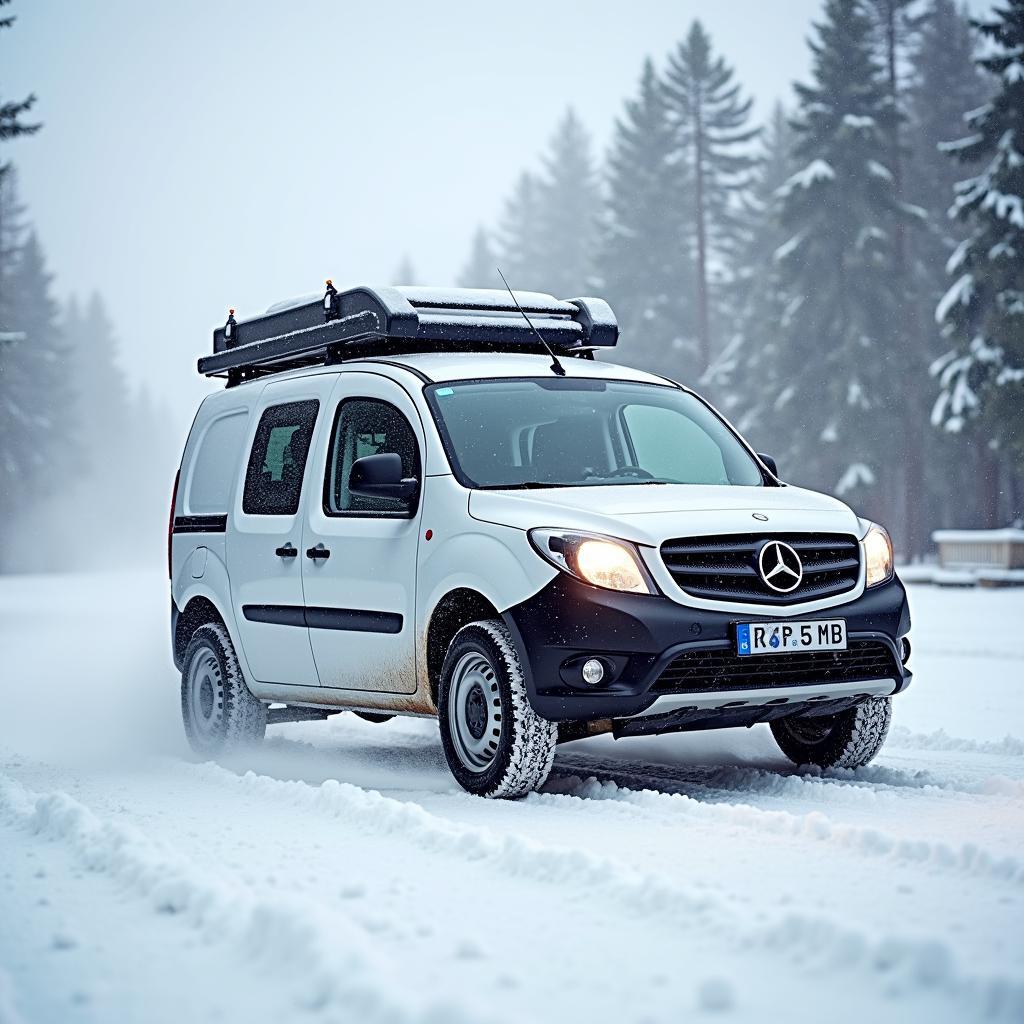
[581,659,605,686]
[900,637,911,665]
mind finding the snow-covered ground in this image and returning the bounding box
[1,573,1021,1024]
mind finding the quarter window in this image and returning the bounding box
[242,400,320,516]
[325,398,420,516]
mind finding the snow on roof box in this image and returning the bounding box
[199,282,619,387]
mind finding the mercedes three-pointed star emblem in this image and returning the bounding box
[757,540,803,593]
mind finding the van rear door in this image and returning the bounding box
[228,376,334,687]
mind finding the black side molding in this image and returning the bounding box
[243,604,403,635]
[173,514,228,534]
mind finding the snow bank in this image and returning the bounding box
[0,775,476,1024]
[156,762,1024,1021]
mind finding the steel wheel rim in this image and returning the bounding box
[188,646,224,739]
[448,651,502,773]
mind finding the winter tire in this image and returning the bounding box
[770,696,892,770]
[181,623,267,756]
[438,620,557,799]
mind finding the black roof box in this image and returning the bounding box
[199,284,618,385]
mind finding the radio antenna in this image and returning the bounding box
[496,267,566,377]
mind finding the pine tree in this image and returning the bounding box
[907,0,993,531]
[65,291,131,467]
[770,0,906,516]
[533,108,601,297]
[662,21,758,378]
[497,171,547,291]
[909,1,988,267]
[0,1,41,181]
[864,0,936,556]
[593,58,694,370]
[709,103,798,433]
[0,228,74,568]
[932,0,1024,498]
[457,226,497,289]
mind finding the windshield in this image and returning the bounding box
[425,378,765,489]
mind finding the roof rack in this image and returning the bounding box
[199,283,619,386]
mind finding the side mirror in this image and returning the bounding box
[757,453,779,478]
[349,453,418,502]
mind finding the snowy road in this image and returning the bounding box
[1,574,1022,1023]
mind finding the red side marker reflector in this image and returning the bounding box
[424,529,433,541]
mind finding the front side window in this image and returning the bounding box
[325,398,420,516]
[425,378,764,489]
[242,400,320,515]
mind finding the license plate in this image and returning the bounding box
[736,619,847,657]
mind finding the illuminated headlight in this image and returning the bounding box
[529,529,657,595]
[862,523,894,588]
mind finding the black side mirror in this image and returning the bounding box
[757,453,779,478]
[349,453,418,501]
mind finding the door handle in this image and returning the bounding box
[306,543,331,561]
[275,543,298,558]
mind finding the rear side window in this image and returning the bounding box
[187,411,249,514]
[325,398,419,516]
[243,401,320,516]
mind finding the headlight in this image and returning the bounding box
[529,529,657,595]
[863,523,893,587]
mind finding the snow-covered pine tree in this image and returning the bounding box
[65,292,131,471]
[593,58,694,371]
[933,0,1024,516]
[0,227,75,569]
[771,0,907,522]
[534,108,601,297]
[662,21,758,379]
[865,0,936,557]
[496,171,547,292]
[909,0,988,266]
[0,0,40,182]
[907,0,993,532]
[709,103,798,435]
[457,226,497,289]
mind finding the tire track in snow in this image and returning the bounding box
[553,751,1024,805]
[539,773,1024,886]
[0,774,488,1024]
[161,759,1024,1021]
[888,726,1024,758]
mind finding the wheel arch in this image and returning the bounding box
[424,587,501,709]
[173,588,239,673]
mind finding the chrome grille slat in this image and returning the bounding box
[660,532,860,605]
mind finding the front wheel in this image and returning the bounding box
[438,620,557,798]
[770,696,892,770]
[181,623,267,756]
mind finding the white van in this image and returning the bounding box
[170,284,911,798]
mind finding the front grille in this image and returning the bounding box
[660,533,860,604]
[652,639,898,694]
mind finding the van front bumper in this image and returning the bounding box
[501,574,911,723]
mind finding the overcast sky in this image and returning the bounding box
[6,0,996,415]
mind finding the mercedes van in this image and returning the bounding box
[170,284,911,798]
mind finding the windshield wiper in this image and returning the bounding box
[478,481,567,490]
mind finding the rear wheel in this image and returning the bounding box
[438,620,557,798]
[770,696,891,770]
[181,623,266,756]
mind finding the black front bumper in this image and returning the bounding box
[501,573,911,722]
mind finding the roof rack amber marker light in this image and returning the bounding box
[863,523,893,587]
